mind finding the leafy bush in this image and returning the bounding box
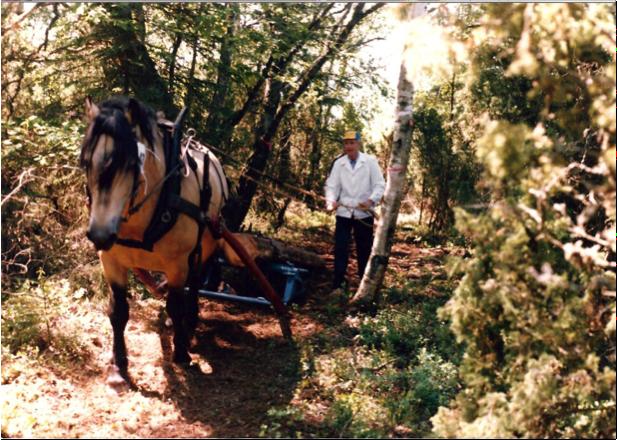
[1,117,96,366]
[358,295,463,365]
[433,4,616,438]
[385,349,459,435]
[1,271,91,361]
[1,116,91,286]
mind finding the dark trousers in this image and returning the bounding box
[333,215,374,288]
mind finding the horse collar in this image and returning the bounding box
[116,124,210,252]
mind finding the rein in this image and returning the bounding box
[122,162,181,223]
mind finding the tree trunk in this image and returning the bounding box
[274,125,293,229]
[203,4,239,147]
[101,4,176,116]
[419,175,426,225]
[432,71,457,233]
[304,89,339,209]
[167,33,183,97]
[350,46,418,305]
[184,32,200,116]
[224,3,384,231]
[274,198,292,231]
[224,78,285,231]
[304,118,323,209]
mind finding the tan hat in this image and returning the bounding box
[343,130,361,141]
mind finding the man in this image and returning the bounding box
[325,130,385,290]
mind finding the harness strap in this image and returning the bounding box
[125,163,181,219]
[185,150,211,287]
[168,195,206,225]
[114,110,217,268]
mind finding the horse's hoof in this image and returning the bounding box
[106,365,129,393]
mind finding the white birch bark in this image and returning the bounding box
[350,4,427,303]
[350,61,414,304]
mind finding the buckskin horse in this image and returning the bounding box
[80,96,290,387]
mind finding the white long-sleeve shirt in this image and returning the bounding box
[324,152,386,219]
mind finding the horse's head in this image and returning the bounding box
[80,96,157,250]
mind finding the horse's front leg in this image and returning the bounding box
[100,252,130,386]
[165,267,195,364]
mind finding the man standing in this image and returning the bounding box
[325,130,386,290]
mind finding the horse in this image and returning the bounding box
[80,96,231,387]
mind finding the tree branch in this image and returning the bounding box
[1,3,45,35]
[270,3,384,138]
[1,168,38,208]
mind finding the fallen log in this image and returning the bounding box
[219,233,325,269]
[220,227,292,340]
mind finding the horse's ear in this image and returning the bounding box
[127,97,155,147]
[126,98,144,127]
[85,96,99,122]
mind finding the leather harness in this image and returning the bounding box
[116,109,221,286]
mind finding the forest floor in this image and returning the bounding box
[1,217,459,438]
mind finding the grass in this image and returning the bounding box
[258,246,464,438]
[2,272,95,363]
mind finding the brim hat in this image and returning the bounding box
[343,130,361,141]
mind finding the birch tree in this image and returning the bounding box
[351,4,427,304]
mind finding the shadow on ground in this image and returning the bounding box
[141,305,301,438]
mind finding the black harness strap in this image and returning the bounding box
[168,195,205,225]
[185,150,211,287]
[114,107,223,292]
[116,126,182,251]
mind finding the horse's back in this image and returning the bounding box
[187,147,228,219]
[206,149,229,213]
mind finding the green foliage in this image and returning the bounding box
[259,275,462,438]
[407,52,484,235]
[2,1,389,275]
[2,3,387,231]
[259,406,307,439]
[3,4,613,437]
[358,295,462,365]
[433,4,616,438]
[1,117,91,285]
[411,106,480,233]
[385,349,459,434]
[469,49,543,126]
[2,271,91,362]
[1,279,45,354]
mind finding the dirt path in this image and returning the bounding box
[1,227,451,438]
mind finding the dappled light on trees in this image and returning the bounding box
[1,3,614,438]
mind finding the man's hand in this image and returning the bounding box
[326,201,339,211]
[357,200,374,210]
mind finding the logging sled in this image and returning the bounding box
[135,232,325,308]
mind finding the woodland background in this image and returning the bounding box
[1,3,615,438]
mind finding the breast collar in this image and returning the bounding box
[115,122,213,252]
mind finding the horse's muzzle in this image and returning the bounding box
[86,220,119,251]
